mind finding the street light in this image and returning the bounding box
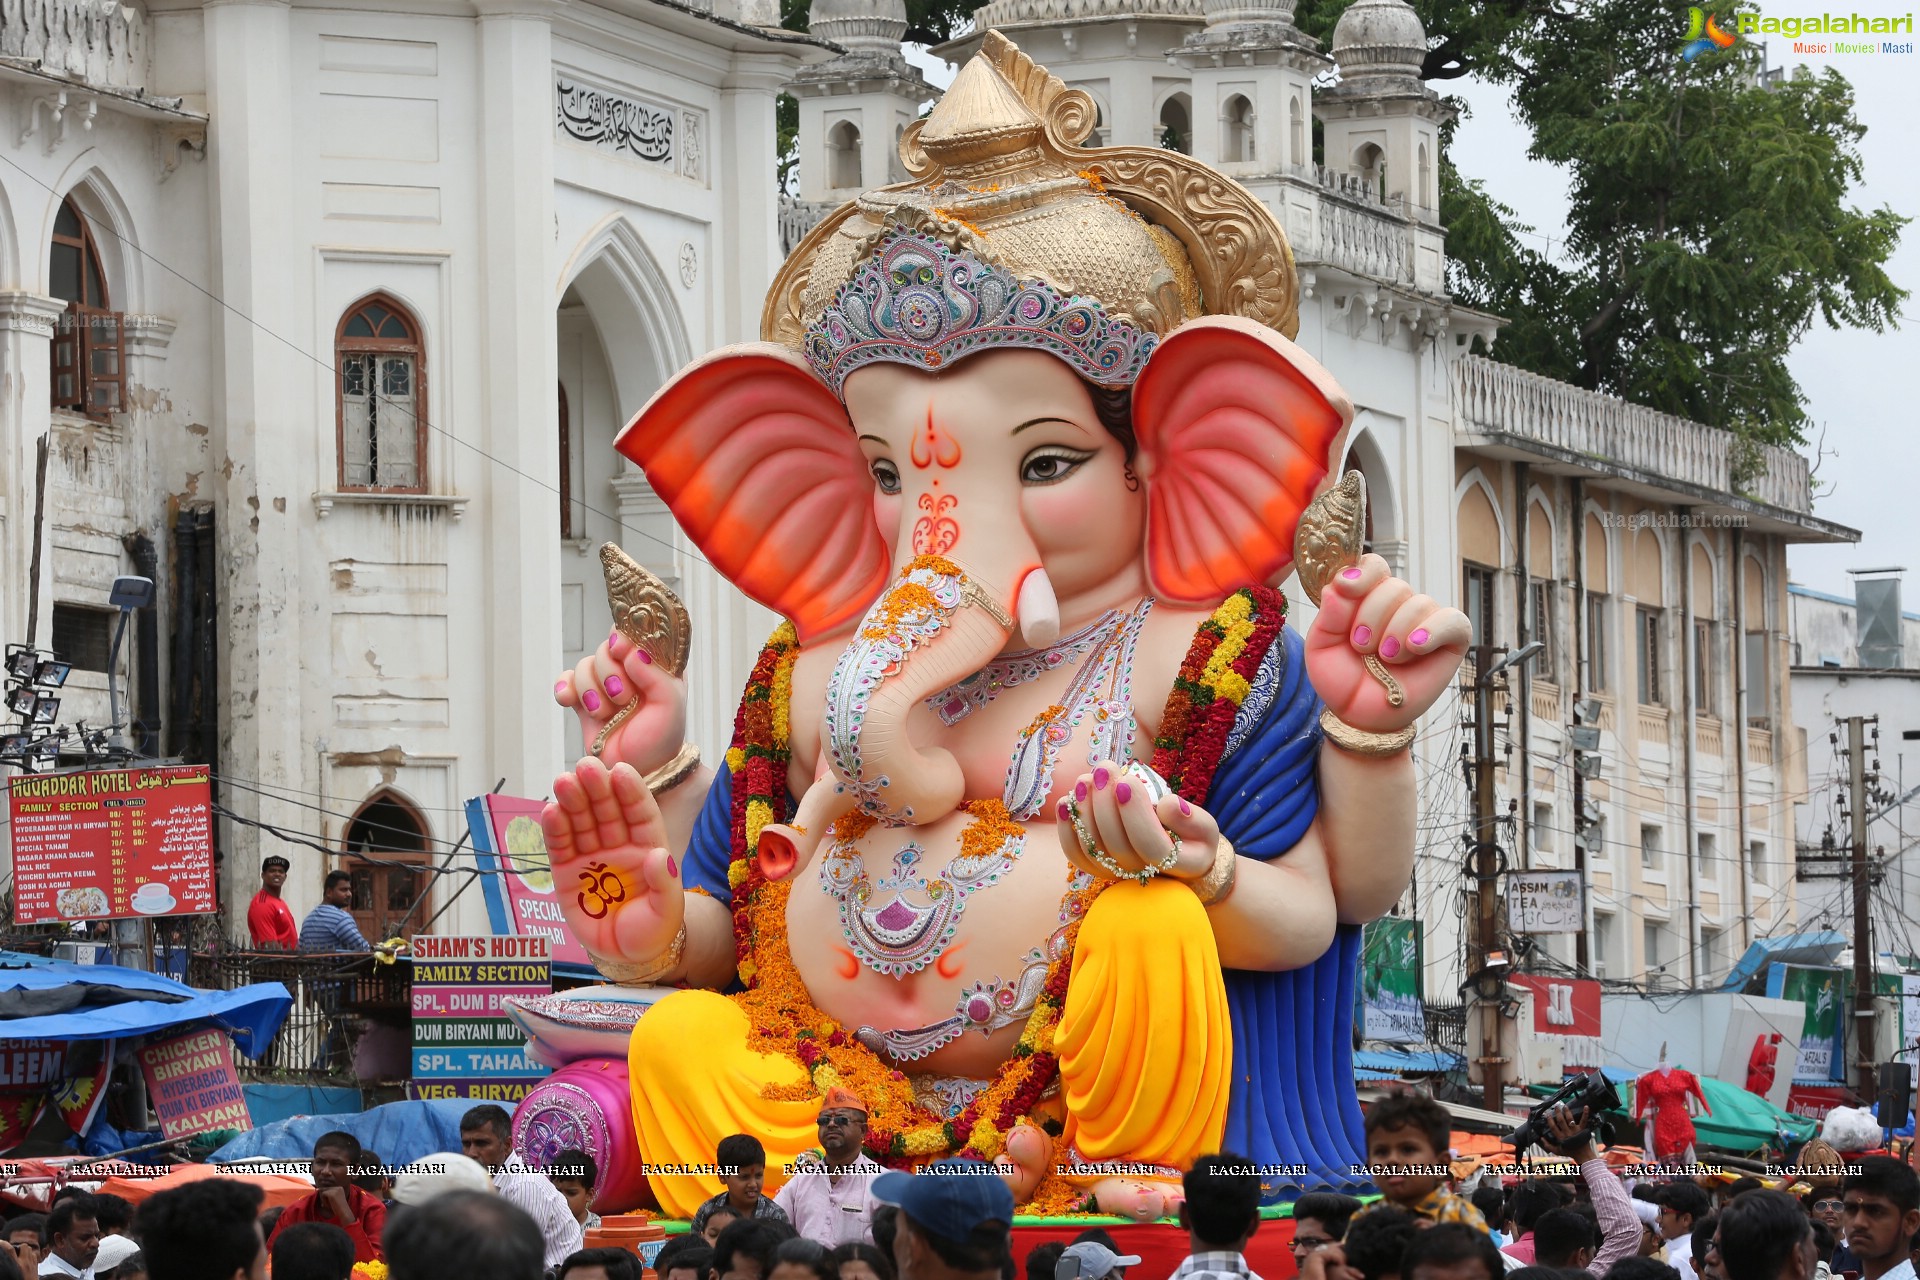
[106,575,154,756]
[1485,640,1545,681]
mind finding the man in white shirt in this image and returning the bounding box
[1841,1156,1920,1280]
[459,1104,585,1268]
[1657,1181,1710,1280]
[37,1196,100,1280]
[773,1088,885,1247]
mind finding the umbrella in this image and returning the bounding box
[94,1159,312,1208]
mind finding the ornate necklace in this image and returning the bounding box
[924,610,1127,726]
[854,939,1058,1062]
[1002,600,1153,819]
[819,804,1027,978]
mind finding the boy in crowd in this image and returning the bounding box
[657,1239,716,1280]
[1841,1156,1920,1280]
[1401,1224,1505,1280]
[1715,1190,1819,1280]
[549,1150,604,1234]
[1355,1095,1488,1232]
[558,1247,639,1280]
[354,1150,394,1209]
[1655,1183,1711,1280]
[267,1130,385,1263]
[1169,1155,1263,1280]
[693,1135,788,1240]
[1291,1193,1363,1271]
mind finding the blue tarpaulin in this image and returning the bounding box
[210,1098,481,1168]
[0,951,291,1059]
[1719,930,1847,993]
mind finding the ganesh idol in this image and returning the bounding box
[529,32,1469,1222]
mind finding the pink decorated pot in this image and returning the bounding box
[511,1057,653,1213]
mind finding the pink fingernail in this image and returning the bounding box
[1116,781,1133,804]
[1058,798,1072,820]
[583,690,602,712]
[1381,635,1401,659]
[1352,625,1371,646]
[1179,798,1192,816]
[1410,628,1430,647]
[1342,567,1363,580]
[555,680,569,698]
[605,675,626,698]
[1094,767,1110,790]
[1075,781,1089,802]
[610,629,621,649]
[667,856,678,878]
[637,649,654,665]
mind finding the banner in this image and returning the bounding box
[1506,870,1585,935]
[1905,974,1920,1077]
[467,795,591,968]
[408,934,551,1100]
[1509,974,1605,1069]
[1359,917,1424,1043]
[6,765,215,923]
[137,1029,252,1140]
[1770,964,1843,1082]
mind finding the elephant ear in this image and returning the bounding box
[1132,316,1353,604]
[614,344,888,643]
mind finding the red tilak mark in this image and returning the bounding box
[834,946,860,980]
[910,409,962,470]
[936,943,967,979]
[912,492,960,555]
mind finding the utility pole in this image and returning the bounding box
[1571,698,1604,974]
[1470,643,1505,1112]
[1848,714,1879,1105]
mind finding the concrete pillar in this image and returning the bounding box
[203,0,304,912]
[476,0,564,795]
[717,56,789,346]
[0,292,67,664]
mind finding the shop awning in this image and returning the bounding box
[1355,1048,1465,1074]
[0,952,291,1058]
[1719,931,1847,993]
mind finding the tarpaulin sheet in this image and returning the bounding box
[0,952,291,1058]
[210,1098,480,1168]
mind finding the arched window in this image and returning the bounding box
[1158,94,1191,154]
[342,790,433,942]
[891,123,908,183]
[1222,96,1254,163]
[1418,142,1431,210]
[1089,103,1107,148]
[1289,96,1305,166]
[49,196,123,418]
[828,121,862,190]
[1355,143,1386,200]
[336,294,426,492]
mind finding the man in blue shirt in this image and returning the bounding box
[300,871,371,952]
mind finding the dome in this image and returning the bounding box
[1330,0,1427,87]
[808,0,909,54]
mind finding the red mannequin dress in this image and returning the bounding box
[1636,1065,1710,1160]
[1746,1034,1781,1098]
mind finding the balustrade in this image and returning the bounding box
[2,0,148,93]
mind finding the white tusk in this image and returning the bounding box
[1016,569,1060,649]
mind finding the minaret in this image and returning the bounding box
[1168,0,1328,176]
[1318,0,1451,224]
[791,0,935,204]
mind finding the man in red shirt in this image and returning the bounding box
[248,856,297,950]
[268,1130,385,1262]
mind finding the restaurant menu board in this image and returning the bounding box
[137,1028,252,1140]
[406,934,552,1103]
[6,765,215,924]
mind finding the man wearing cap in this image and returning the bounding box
[247,856,297,950]
[1055,1242,1141,1280]
[773,1089,887,1246]
[871,1164,1015,1280]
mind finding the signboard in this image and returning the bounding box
[1506,870,1585,934]
[1786,1083,1852,1122]
[1903,973,1920,1078]
[1769,964,1843,1083]
[137,1029,252,1140]
[6,765,215,924]
[1359,917,1424,1043]
[408,934,552,1101]
[1509,974,1605,1069]
[467,795,591,968]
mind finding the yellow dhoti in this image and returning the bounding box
[628,989,822,1217]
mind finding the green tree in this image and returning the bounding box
[1298,0,1905,445]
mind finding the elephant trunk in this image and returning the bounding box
[756,564,1054,881]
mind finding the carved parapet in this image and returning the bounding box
[2,0,150,93]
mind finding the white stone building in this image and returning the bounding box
[0,0,831,939]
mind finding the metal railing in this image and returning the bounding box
[188,947,409,1083]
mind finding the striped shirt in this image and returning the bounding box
[1169,1251,1263,1280]
[299,903,371,952]
[690,1191,788,1238]
[496,1151,586,1267]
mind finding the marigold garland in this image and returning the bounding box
[713,589,1288,1203]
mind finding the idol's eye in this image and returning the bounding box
[870,458,902,494]
[1020,447,1094,486]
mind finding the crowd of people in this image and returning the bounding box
[4,1090,1917,1280]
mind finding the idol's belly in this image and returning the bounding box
[785,809,1080,1078]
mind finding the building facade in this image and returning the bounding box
[0,0,829,939]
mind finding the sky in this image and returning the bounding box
[913,15,1920,602]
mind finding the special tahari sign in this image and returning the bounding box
[6,766,214,924]
[466,794,592,967]
[137,1029,251,1139]
[407,935,551,1102]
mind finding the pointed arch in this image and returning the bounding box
[335,291,427,492]
[47,158,143,315]
[1340,421,1401,548]
[341,787,433,941]
[558,214,693,423]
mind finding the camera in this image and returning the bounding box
[1509,1071,1621,1155]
